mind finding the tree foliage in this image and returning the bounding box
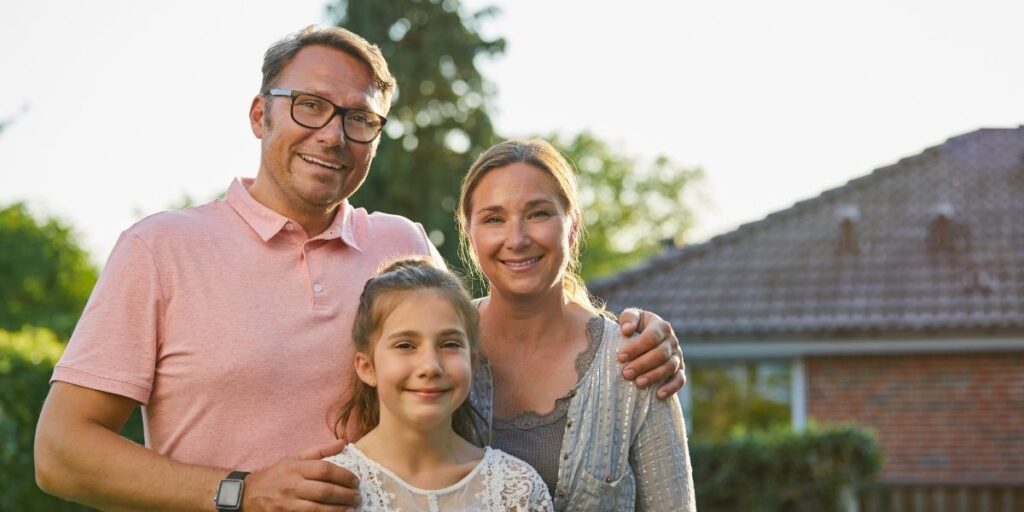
[329,1,703,283]
[332,0,505,266]
[0,203,98,340]
[0,327,92,511]
[552,132,703,281]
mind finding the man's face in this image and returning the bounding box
[249,45,385,219]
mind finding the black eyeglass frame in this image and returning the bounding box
[266,88,388,143]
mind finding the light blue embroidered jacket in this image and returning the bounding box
[470,317,696,512]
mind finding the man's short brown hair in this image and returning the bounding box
[261,25,397,114]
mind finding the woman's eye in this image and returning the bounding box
[483,216,503,224]
[394,341,415,350]
[442,340,465,349]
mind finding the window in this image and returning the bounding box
[685,360,792,442]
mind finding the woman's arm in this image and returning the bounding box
[629,391,697,511]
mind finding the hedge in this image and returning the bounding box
[691,424,883,511]
[1,327,92,510]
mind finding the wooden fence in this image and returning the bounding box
[857,483,1024,512]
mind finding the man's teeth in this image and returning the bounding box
[300,155,342,170]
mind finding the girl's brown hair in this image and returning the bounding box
[333,257,488,445]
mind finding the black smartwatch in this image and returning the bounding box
[214,471,250,511]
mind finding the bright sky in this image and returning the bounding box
[2,0,1021,265]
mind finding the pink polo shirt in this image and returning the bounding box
[53,178,441,470]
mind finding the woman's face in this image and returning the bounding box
[466,162,574,300]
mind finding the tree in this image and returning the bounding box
[0,203,98,340]
[553,132,703,281]
[331,0,505,266]
[330,1,703,284]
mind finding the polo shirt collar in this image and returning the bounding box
[226,178,362,250]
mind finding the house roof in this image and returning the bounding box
[590,126,1024,338]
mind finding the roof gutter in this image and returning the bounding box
[682,337,1024,360]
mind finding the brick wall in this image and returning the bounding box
[806,352,1024,483]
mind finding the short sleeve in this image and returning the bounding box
[323,449,359,476]
[51,230,163,404]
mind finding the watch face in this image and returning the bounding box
[215,480,243,508]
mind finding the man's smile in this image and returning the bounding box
[299,153,345,170]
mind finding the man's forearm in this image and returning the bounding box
[35,384,225,511]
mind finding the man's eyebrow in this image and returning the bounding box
[301,88,377,111]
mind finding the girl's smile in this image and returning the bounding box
[355,288,473,432]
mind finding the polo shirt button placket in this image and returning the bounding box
[311,282,325,307]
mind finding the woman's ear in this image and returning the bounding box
[354,352,377,387]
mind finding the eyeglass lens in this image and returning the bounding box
[291,93,384,142]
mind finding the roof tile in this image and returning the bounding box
[591,127,1024,337]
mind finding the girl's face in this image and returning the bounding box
[467,162,574,300]
[354,288,473,433]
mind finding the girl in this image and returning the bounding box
[457,139,697,511]
[325,258,553,512]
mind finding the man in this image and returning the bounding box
[35,26,684,511]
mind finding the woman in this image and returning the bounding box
[458,139,696,511]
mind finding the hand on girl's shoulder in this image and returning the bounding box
[322,444,362,477]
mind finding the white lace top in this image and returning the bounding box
[324,445,554,512]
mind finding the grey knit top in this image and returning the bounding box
[471,316,696,511]
[490,317,604,497]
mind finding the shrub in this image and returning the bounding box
[691,424,883,512]
[0,203,98,340]
[1,327,143,511]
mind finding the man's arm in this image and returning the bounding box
[615,309,686,399]
[35,382,361,512]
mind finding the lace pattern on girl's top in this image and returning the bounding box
[324,444,553,512]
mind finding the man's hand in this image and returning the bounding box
[244,439,361,512]
[617,308,686,399]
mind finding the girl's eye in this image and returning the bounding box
[442,339,465,349]
[394,341,415,350]
[529,210,553,219]
[482,216,503,224]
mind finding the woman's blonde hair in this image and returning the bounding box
[333,257,488,445]
[456,139,605,316]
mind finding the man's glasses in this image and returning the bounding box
[267,88,387,144]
